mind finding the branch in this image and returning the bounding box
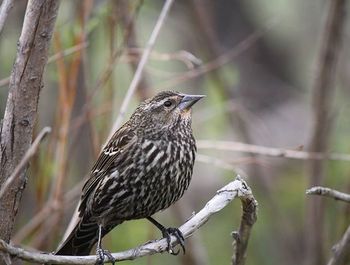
[107,0,174,140]
[306,185,350,265]
[0,0,14,35]
[0,0,60,246]
[306,0,346,263]
[197,140,350,162]
[327,225,350,265]
[0,127,51,199]
[123,48,202,69]
[118,0,151,101]
[0,177,256,264]
[232,184,258,265]
[306,186,350,203]
[0,42,88,88]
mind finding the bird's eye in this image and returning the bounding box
[163,100,172,107]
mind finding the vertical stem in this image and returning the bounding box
[0,0,60,251]
[0,0,14,34]
[108,0,175,139]
[306,1,346,264]
[118,0,151,101]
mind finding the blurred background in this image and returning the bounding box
[0,0,349,264]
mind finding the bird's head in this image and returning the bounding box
[134,91,204,131]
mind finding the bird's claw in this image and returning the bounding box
[162,227,186,255]
[96,248,115,265]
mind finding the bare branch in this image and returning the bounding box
[0,127,51,199]
[123,48,202,69]
[0,0,14,34]
[197,140,350,162]
[306,186,350,203]
[327,225,350,265]
[47,42,88,64]
[232,187,258,265]
[0,0,60,246]
[0,177,255,264]
[118,0,151,101]
[107,0,174,140]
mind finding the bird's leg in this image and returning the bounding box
[95,224,115,265]
[147,216,185,255]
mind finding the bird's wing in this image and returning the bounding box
[78,124,137,214]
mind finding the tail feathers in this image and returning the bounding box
[55,217,99,256]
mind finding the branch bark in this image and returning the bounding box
[327,224,350,265]
[306,0,346,264]
[0,0,60,253]
[232,185,258,265]
[0,0,14,35]
[306,186,350,203]
[0,177,256,265]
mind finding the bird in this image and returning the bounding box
[55,90,204,264]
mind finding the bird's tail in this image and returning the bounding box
[55,216,100,256]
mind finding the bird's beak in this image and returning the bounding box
[178,94,205,111]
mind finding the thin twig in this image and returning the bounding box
[306,186,350,203]
[123,48,202,69]
[118,0,151,101]
[0,0,14,35]
[48,42,88,64]
[107,0,175,140]
[0,177,254,264]
[0,42,88,88]
[155,20,276,91]
[232,186,258,265]
[197,140,350,162]
[91,0,144,100]
[327,225,350,265]
[12,181,83,244]
[0,127,51,199]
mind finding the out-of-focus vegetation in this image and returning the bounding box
[1,0,349,264]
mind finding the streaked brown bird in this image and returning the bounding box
[55,91,204,264]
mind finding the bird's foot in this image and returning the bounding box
[96,247,115,265]
[162,227,185,255]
